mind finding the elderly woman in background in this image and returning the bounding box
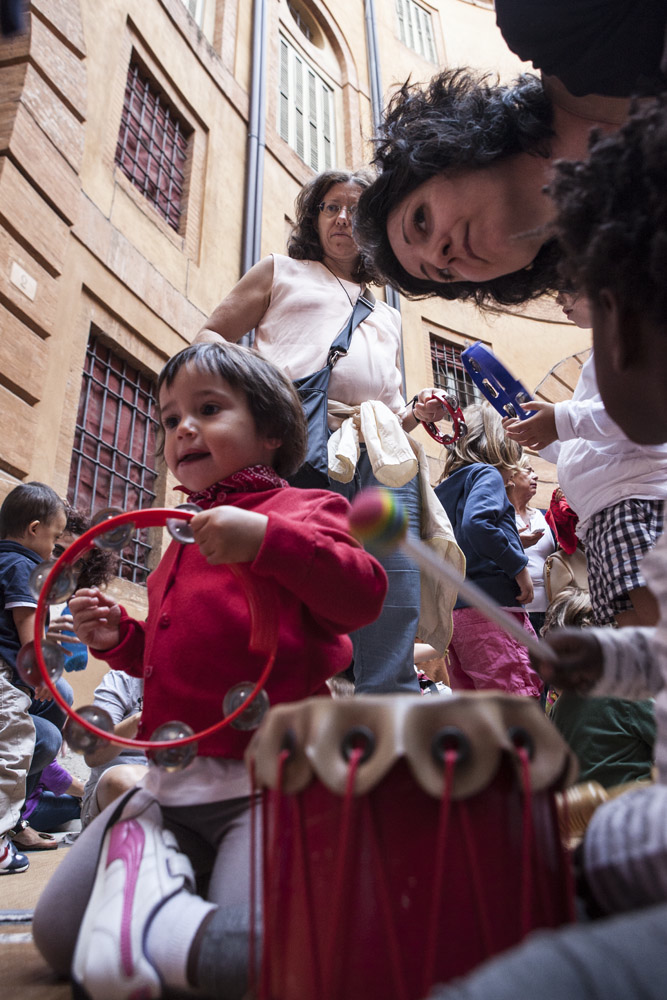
[506,459,556,636]
[198,169,461,695]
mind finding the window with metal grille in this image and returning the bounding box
[396,0,437,61]
[278,35,335,172]
[430,335,483,408]
[67,334,159,586]
[115,60,190,232]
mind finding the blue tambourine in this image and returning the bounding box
[461,342,534,420]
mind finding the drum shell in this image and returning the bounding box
[252,694,576,1000]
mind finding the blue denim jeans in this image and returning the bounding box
[29,791,81,832]
[329,448,421,694]
[27,677,73,798]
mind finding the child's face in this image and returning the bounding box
[592,291,667,445]
[159,363,281,491]
[556,291,592,330]
[26,508,68,562]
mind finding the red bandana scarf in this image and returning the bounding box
[176,464,289,510]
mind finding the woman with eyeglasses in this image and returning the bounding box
[197,169,461,696]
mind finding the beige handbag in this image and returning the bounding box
[544,546,589,604]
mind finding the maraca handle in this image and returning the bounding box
[420,392,466,446]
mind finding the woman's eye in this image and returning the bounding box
[436,267,453,282]
[413,205,426,233]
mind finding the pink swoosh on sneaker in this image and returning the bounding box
[106,819,146,978]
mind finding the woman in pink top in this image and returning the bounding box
[198,170,452,695]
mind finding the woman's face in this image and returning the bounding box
[386,161,549,285]
[511,465,538,501]
[316,181,363,271]
[556,291,593,329]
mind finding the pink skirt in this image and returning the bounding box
[446,606,543,698]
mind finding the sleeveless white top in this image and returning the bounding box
[254,255,404,416]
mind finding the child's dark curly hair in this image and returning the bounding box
[63,507,118,589]
[353,68,561,306]
[550,96,667,326]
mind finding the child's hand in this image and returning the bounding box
[503,401,557,449]
[532,628,603,694]
[515,567,534,605]
[45,615,83,653]
[190,507,269,564]
[69,588,122,651]
[32,679,54,702]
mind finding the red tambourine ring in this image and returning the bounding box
[420,392,466,446]
[32,507,278,751]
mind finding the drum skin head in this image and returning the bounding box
[246,692,578,799]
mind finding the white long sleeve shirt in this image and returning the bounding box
[540,355,667,538]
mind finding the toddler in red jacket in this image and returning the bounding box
[34,341,387,1000]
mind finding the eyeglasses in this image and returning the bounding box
[318,201,357,219]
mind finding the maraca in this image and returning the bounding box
[348,488,556,664]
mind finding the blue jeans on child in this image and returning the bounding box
[29,791,81,831]
[27,677,73,798]
[329,447,421,694]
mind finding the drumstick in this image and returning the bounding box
[348,488,557,664]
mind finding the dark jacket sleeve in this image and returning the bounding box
[461,468,527,579]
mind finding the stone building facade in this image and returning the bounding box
[0,0,589,635]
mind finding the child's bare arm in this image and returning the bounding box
[503,402,558,449]
[84,711,141,768]
[190,507,268,564]
[533,628,604,693]
[69,588,122,651]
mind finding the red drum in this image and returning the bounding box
[246,693,578,1000]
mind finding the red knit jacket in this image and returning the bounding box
[96,486,387,758]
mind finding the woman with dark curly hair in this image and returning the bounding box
[354,68,631,306]
[197,169,463,695]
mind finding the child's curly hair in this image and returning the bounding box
[550,96,667,326]
[63,506,118,589]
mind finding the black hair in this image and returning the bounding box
[156,342,307,478]
[287,168,380,284]
[354,68,561,305]
[550,96,667,326]
[0,482,65,539]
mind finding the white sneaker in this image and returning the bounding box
[0,834,29,874]
[71,797,195,1000]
